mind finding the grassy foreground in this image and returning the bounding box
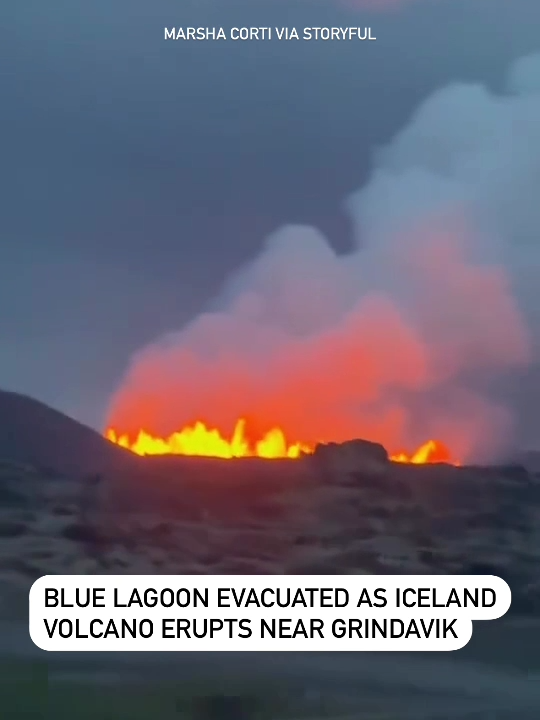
[2,660,392,720]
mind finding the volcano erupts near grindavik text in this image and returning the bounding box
[105,55,540,465]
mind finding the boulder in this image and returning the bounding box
[312,439,388,483]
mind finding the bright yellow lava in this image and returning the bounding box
[106,418,311,459]
[106,419,457,464]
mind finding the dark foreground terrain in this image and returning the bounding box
[1,389,540,718]
[5,620,540,719]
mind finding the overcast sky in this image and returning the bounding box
[2,0,540,429]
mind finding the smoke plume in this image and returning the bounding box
[106,55,540,462]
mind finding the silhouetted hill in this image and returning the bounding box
[0,390,299,514]
[0,390,136,479]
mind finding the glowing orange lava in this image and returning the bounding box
[389,439,456,465]
[105,419,457,464]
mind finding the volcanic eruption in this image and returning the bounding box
[105,423,452,463]
[105,55,540,465]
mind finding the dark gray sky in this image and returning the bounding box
[2,0,540,429]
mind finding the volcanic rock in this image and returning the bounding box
[0,390,539,617]
[312,438,388,484]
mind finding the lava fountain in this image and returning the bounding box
[105,420,456,464]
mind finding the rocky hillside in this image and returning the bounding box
[0,438,539,617]
[0,390,136,478]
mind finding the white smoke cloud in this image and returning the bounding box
[107,54,540,462]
